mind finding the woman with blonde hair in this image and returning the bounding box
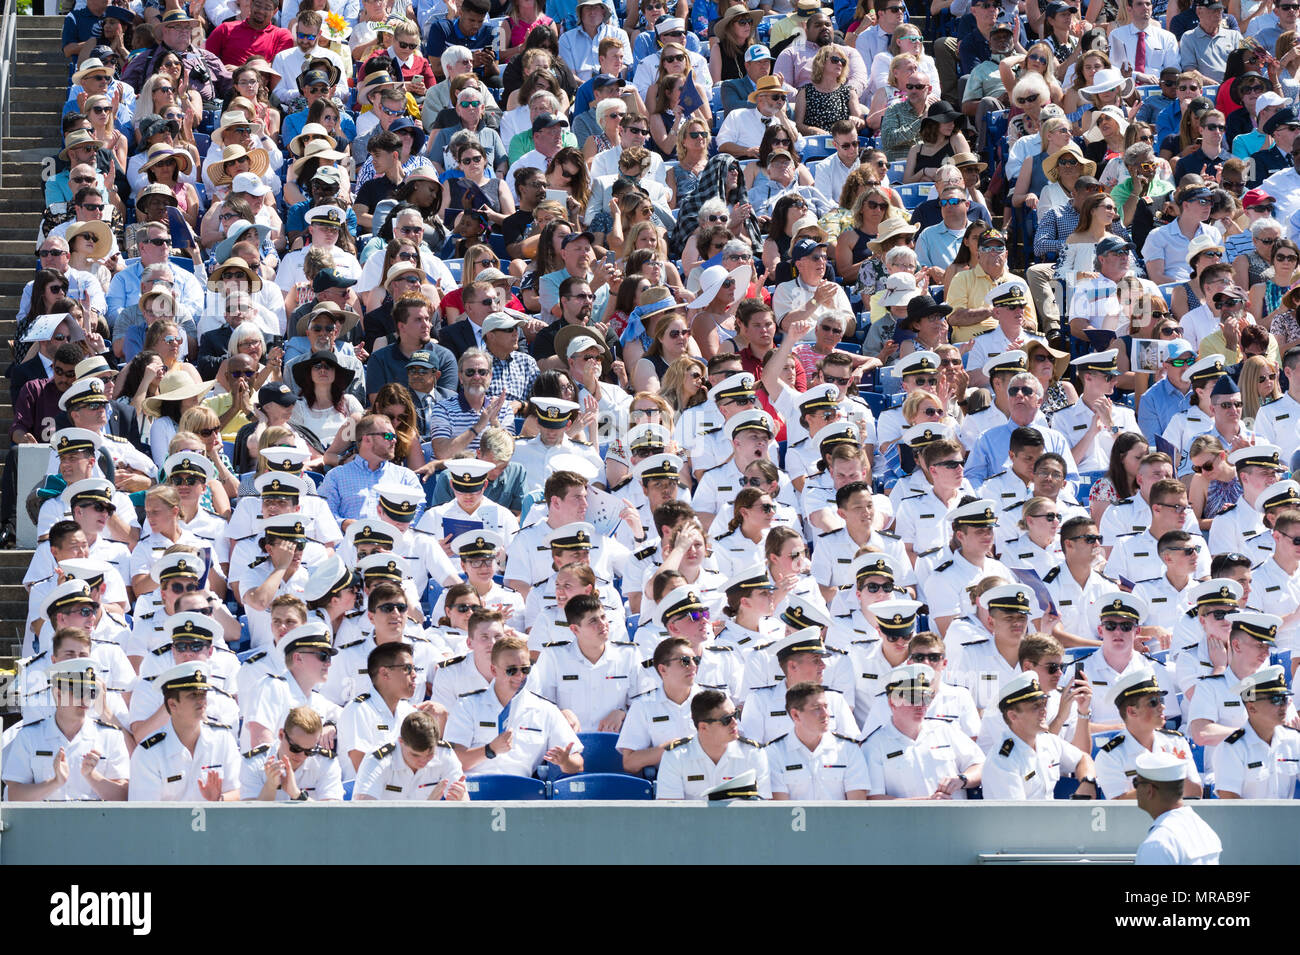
[795,44,866,137]
[1186,433,1241,526]
[839,183,903,293]
[667,116,711,206]
[1240,355,1282,427]
[631,306,698,392]
[179,405,240,500]
[866,51,918,134]
[661,355,707,416]
[1004,72,1052,147]
[1011,115,1074,213]
[82,92,127,179]
[998,40,1062,118]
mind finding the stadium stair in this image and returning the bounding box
[0,15,68,691]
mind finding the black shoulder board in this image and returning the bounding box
[339,639,364,650]
[611,640,636,647]
[437,740,453,749]
[443,654,467,667]
[140,732,166,749]
[634,544,657,561]
[664,736,693,751]
[610,477,632,492]
[244,744,270,758]
[20,650,48,666]
[1225,728,1245,744]
[93,718,120,731]
[460,687,488,697]
[542,640,571,648]
[990,470,1006,479]
[209,686,233,699]
[245,650,268,665]
[352,692,372,703]
[629,688,653,700]
[409,633,432,644]
[817,527,841,538]
[373,742,396,759]
[934,559,954,572]
[151,644,172,655]
[344,609,365,618]
[832,732,857,743]
[1115,496,1133,506]
[915,547,940,559]
[1218,502,1237,514]
[738,737,761,747]
[1100,734,1125,752]
[705,644,733,652]
[768,733,788,745]
[205,720,232,729]
[878,530,900,540]
[1157,727,1185,738]
[999,738,1014,757]
[1043,566,1061,583]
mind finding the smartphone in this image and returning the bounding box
[544,188,568,205]
[603,250,617,266]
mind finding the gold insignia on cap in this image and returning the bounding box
[983,507,994,519]
[918,358,933,370]
[576,530,589,543]
[1270,625,1278,636]
[182,620,195,633]
[89,379,102,393]
[1219,586,1230,598]
[1111,598,1124,611]
[1215,360,1224,372]
[386,560,396,573]
[548,405,560,416]
[363,525,373,535]
[177,559,188,572]
[294,522,304,534]
[271,480,281,491]
[281,458,292,468]
[891,613,903,624]
[459,472,473,482]
[58,436,68,448]
[923,429,935,440]
[475,536,486,548]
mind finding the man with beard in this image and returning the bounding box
[773,10,867,99]
[365,295,456,402]
[431,348,516,460]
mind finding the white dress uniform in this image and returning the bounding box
[398,527,463,592]
[502,520,626,590]
[947,639,1021,713]
[768,731,872,799]
[799,476,886,533]
[508,436,603,495]
[695,460,799,525]
[1163,405,1213,470]
[1132,574,1196,623]
[1075,650,1180,725]
[428,653,492,715]
[976,685,1079,750]
[893,488,963,556]
[354,740,464,800]
[1250,557,1300,650]
[654,736,772,800]
[1255,392,1300,462]
[520,574,625,635]
[1105,530,1209,585]
[229,538,331,597]
[1241,526,1277,567]
[1049,400,1138,473]
[236,645,285,703]
[958,403,1007,452]
[1207,499,1266,557]
[323,629,443,706]
[978,468,1031,516]
[1187,670,1300,732]
[1001,533,1062,570]
[922,554,1013,620]
[709,527,768,581]
[236,561,310,649]
[965,328,1046,378]
[1094,728,1200,798]
[860,681,981,738]
[1212,722,1300,798]
[416,496,520,541]
[981,731,1089,799]
[527,639,642,731]
[25,536,131,597]
[861,718,985,798]
[240,673,341,747]
[124,528,211,585]
[18,640,133,723]
[127,720,242,800]
[2,717,130,800]
[337,692,416,767]
[217,497,341,568]
[810,527,913,594]
[237,745,344,800]
[615,685,701,753]
[1042,563,1116,642]
[739,683,860,745]
[1099,495,1200,547]
[443,686,583,778]
[1135,806,1223,864]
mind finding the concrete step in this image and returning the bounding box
[3,138,50,153]
[0,193,49,212]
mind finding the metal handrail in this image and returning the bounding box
[0,0,16,171]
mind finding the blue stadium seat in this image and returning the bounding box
[887,160,906,184]
[551,773,654,799]
[1137,84,1161,101]
[487,232,508,257]
[838,341,861,354]
[1091,730,1120,757]
[862,392,892,416]
[444,258,464,283]
[465,774,549,800]
[801,134,835,161]
[1063,646,1097,664]
[1158,283,1176,307]
[168,255,195,274]
[895,182,927,210]
[236,646,262,664]
[342,779,354,800]
[520,489,544,522]
[1054,777,1079,799]
[564,732,626,775]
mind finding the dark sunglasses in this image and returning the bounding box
[504,664,533,676]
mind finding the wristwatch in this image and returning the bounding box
[956,773,968,790]
[483,741,496,759]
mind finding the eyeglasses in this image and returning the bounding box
[687,130,710,140]
[905,83,928,90]
[382,662,417,674]
[626,126,650,135]
[1277,254,1300,263]
[938,197,967,207]
[1178,84,1201,92]
[169,475,203,487]
[910,652,943,665]
[829,56,846,66]
[1102,621,1136,632]
[463,368,491,378]
[1153,501,1189,513]
[765,93,788,102]
[672,655,702,667]
[1030,512,1062,522]
[1029,54,1048,64]
[664,54,686,63]
[285,739,321,755]
[1066,533,1102,544]
[1007,386,1037,397]
[398,40,419,49]
[1016,93,1040,106]
[141,237,169,247]
[465,557,496,569]
[704,213,728,222]
[81,203,105,213]
[1043,661,1070,675]
[458,99,482,108]
[1214,400,1243,410]
[504,664,533,676]
[155,86,174,94]
[172,639,209,653]
[377,602,408,614]
[62,605,96,619]
[37,249,66,257]
[699,712,741,726]
[308,323,338,333]
[1202,122,1225,131]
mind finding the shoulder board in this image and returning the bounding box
[1002,501,1023,513]
[609,478,632,492]
[934,559,954,573]
[338,639,364,650]
[205,720,232,729]
[611,640,636,647]
[699,461,728,474]
[902,492,925,501]
[989,470,1007,479]
[105,611,128,626]
[705,644,733,652]
[244,744,270,758]
[1225,728,1245,744]
[1100,734,1125,752]
[1098,572,1118,583]
[753,641,775,651]
[151,644,171,655]
[1043,566,1062,583]
[444,654,467,667]
[248,556,268,568]
[409,634,432,644]
[245,650,268,665]
[664,736,693,751]
[816,527,841,538]
[715,526,738,540]
[998,737,1014,757]
[462,687,488,696]
[916,547,940,559]
[878,530,900,540]
[629,688,653,700]
[93,718,121,731]
[344,609,365,619]
[352,692,372,703]
[833,610,854,619]
[768,733,788,745]
[19,650,48,666]
[1219,503,1238,513]
[1115,496,1133,506]
[140,732,167,750]
[1157,727,1185,738]
[542,640,571,648]
[825,646,847,655]
[372,742,396,759]
[832,732,857,743]
[974,326,995,336]
[209,686,233,699]
[137,611,155,620]
[634,544,657,561]
[437,740,453,749]
[738,736,761,747]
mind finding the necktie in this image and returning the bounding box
[1135,30,1147,75]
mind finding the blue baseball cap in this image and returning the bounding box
[1163,338,1195,360]
[791,236,829,261]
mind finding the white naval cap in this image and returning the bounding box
[1134,750,1187,783]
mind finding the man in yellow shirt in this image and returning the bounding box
[944,229,1041,342]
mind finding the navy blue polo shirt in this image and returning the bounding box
[62,8,104,51]
[425,18,496,61]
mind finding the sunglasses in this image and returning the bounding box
[860,581,892,593]
[462,368,491,377]
[672,655,703,667]
[931,459,965,469]
[1016,93,1040,105]
[169,475,203,487]
[700,712,741,726]
[141,237,169,247]
[938,197,967,207]
[664,54,686,63]
[172,639,210,653]
[1043,661,1071,675]
[364,431,397,441]
[1066,533,1102,544]
[1030,512,1062,522]
[37,249,66,257]
[285,739,322,755]
[377,602,408,614]
[1202,123,1225,131]
[504,664,533,676]
[1102,621,1136,632]
[910,652,943,665]
[381,663,417,674]
[905,83,928,91]
[1007,386,1037,397]
[62,605,97,618]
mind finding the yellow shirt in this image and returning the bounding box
[945,264,1041,343]
[204,392,255,444]
[1196,330,1282,367]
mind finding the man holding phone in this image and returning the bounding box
[426,0,500,84]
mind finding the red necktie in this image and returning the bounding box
[1135,30,1147,75]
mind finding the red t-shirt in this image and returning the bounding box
[205,20,294,67]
